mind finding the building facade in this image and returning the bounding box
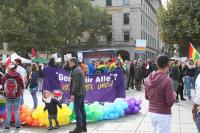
[68,0,162,61]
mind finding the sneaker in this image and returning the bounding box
[82,127,87,132]
[54,125,60,129]
[4,126,10,130]
[48,126,53,130]
[69,127,82,133]
[181,98,187,101]
[16,126,21,129]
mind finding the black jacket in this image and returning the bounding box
[183,64,196,77]
[44,98,62,115]
[169,66,180,81]
[37,69,43,78]
[129,64,135,78]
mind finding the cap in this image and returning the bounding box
[15,58,22,63]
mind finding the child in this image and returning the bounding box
[43,90,62,130]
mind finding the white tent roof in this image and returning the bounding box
[2,53,31,64]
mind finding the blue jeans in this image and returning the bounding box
[74,96,86,128]
[31,92,38,109]
[195,112,200,133]
[185,76,195,97]
[20,95,24,105]
[5,98,21,127]
[30,87,38,109]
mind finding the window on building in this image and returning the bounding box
[107,32,112,42]
[124,13,130,25]
[90,32,95,39]
[123,0,129,5]
[141,15,143,25]
[110,17,112,25]
[143,17,145,28]
[106,0,112,6]
[124,31,130,41]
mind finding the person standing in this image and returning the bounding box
[129,61,135,89]
[14,58,27,105]
[37,65,43,92]
[193,73,200,133]
[62,60,71,72]
[29,63,38,109]
[169,60,181,102]
[134,62,144,91]
[183,59,196,100]
[81,61,88,75]
[195,60,200,81]
[2,64,24,129]
[145,55,176,133]
[123,60,130,90]
[87,60,96,75]
[69,57,87,133]
[97,60,108,74]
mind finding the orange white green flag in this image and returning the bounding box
[189,43,200,61]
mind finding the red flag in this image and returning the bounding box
[5,56,11,69]
[31,48,37,58]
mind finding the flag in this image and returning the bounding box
[5,56,11,69]
[189,43,200,61]
[31,48,37,58]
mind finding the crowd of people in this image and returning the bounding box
[1,55,200,132]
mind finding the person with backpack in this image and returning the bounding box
[15,58,27,105]
[1,64,24,129]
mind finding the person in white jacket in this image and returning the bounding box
[192,73,200,133]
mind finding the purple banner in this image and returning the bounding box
[43,66,125,103]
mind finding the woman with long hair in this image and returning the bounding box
[29,63,38,109]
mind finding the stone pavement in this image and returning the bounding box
[0,89,197,133]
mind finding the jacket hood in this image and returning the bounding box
[8,71,20,77]
[145,71,168,89]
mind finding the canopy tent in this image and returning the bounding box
[2,53,31,64]
[32,57,49,64]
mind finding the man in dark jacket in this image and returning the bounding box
[134,62,144,91]
[2,64,24,129]
[129,61,135,89]
[69,57,87,133]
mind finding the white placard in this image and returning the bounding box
[136,39,147,48]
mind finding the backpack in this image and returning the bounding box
[4,74,19,99]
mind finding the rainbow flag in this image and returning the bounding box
[189,43,200,61]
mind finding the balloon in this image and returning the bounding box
[25,116,33,125]
[20,113,26,122]
[39,118,44,126]
[33,119,39,127]
[20,105,29,114]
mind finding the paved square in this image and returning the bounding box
[0,89,197,133]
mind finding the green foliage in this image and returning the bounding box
[158,0,200,56]
[0,0,111,55]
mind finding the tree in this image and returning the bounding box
[158,0,200,56]
[0,0,111,57]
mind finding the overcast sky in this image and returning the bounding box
[161,0,168,6]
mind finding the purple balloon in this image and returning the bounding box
[132,106,140,114]
[125,108,131,115]
[135,99,142,106]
